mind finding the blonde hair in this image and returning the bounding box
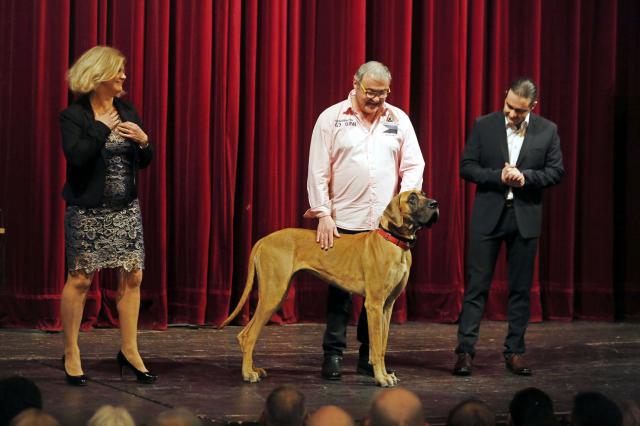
[67,46,126,94]
[151,408,202,426]
[9,408,60,426]
[87,405,135,426]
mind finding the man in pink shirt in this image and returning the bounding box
[304,61,425,380]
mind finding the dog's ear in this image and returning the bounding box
[380,193,404,231]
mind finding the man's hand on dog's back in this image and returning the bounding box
[316,215,341,250]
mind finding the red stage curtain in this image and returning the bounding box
[0,0,638,330]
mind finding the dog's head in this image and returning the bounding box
[379,190,439,241]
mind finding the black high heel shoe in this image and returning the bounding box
[62,355,88,386]
[117,351,157,384]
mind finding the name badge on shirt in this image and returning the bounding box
[383,123,398,134]
[334,119,356,128]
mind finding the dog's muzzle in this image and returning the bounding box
[419,199,439,228]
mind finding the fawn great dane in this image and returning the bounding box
[219,190,439,387]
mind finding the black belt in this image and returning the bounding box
[505,199,514,208]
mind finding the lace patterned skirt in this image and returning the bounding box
[64,199,145,274]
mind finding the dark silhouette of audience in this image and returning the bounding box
[509,387,558,426]
[260,385,307,426]
[0,377,43,426]
[571,392,623,426]
[447,398,495,426]
[1,374,630,426]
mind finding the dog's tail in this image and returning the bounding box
[218,241,260,329]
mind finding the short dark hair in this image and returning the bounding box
[263,386,306,426]
[0,376,42,426]
[571,392,622,426]
[447,398,495,426]
[508,77,538,105]
[509,387,558,426]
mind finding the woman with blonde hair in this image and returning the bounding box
[9,409,60,426]
[60,45,156,385]
[87,405,135,426]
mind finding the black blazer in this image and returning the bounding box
[60,95,153,207]
[460,111,564,239]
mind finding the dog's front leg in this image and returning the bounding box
[380,275,408,382]
[381,305,396,381]
[365,298,398,387]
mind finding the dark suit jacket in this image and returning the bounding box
[60,95,153,207]
[460,111,564,239]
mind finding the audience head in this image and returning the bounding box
[261,385,306,426]
[447,398,495,426]
[571,392,622,426]
[620,400,640,426]
[8,409,59,426]
[87,405,135,426]
[306,405,354,426]
[365,387,425,426]
[151,408,201,426]
[0,376,43,426]
[509,387,557,426]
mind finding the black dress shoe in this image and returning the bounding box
[62,355,88,386]
[117,351,158,384]
[321,355,342,380]
[453,353,473,376]
[505,354,532,376]
[356,359,395,377]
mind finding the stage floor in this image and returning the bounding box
[1,321,638,425]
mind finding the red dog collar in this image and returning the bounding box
[376,228,413,250]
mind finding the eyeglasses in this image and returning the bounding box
[359,81,390,99]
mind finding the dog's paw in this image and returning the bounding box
[243,372,260,383]
[242,367,267,383]
[242,373,261,383]
[375,373,399,388]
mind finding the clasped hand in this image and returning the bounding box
[116,122,148,147]
[502,162,525,187]
[95,109,148,147]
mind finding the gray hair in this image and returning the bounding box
[508,77,538,105]
[151,407,202,426]
[354,61,392,84]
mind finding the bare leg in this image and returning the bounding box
[117,268,147,372]
[61,271,94,376]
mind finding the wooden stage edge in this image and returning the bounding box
[0,321,638,425]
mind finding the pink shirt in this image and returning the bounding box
[304,92,425,231]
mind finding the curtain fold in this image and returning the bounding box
[0,0,637,330]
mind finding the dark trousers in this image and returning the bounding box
[456,205,538,357]
[322,228,369,358]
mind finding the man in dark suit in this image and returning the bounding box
[453,77,564,376]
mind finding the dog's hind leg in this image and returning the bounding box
[238,266,293,383]
[237,314,268,383]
